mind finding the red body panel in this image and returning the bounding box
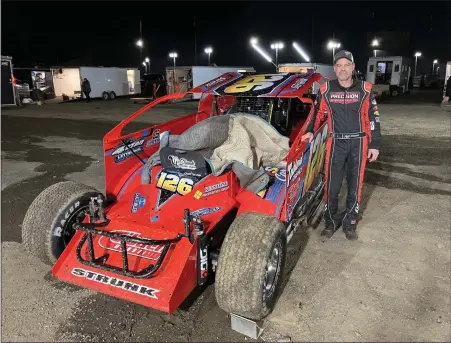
[52,73,329,314]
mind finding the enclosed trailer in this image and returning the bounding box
[51,66,141,100]
[165,66,255,99]
[366,56,411,96]
[1,55,17,106]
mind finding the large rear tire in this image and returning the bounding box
[215,212,287,320]
[22,181,102,266]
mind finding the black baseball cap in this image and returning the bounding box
[334,50,354,64]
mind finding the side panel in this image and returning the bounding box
[80,67,128,98]
[52,68,81,97]
[284,122,328,223]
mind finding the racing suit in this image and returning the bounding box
[306,79,381,231]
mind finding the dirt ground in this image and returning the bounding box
[1,92,450,342]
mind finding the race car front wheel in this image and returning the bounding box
[215,212,287,320]
[22,181,102,266]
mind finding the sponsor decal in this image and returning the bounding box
[329,91,360,104]
[374,110,380,116]
[375,117,380,123]
[131,193,146,213]
[168,155,196,170]
[71,268,160,299]
[190,207,221,217]
[98,230,164,260]
[373,106,378,111]
[146,129,160,147]
[291,78,308,89]
[53,201,81,237]
[371,98,377,106]
[112,138,145,163]
[202,181,229,197]
[302,124,328,195]
[205,76,226,88]
[156,171,194,195]
[287,156,304,187]
[370,121,375,130]
[193,190,203,199]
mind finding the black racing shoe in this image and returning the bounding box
[344,228,358,240]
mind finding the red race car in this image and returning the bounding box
[22,71,328,321]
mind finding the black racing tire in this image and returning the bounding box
[22,181,102,266]
[215,212,287,320]
[109,91,116,100]
[102,91,110,100]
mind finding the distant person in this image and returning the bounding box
[81,78,91,102]
[442,76,451,105]
[301,50,381,240]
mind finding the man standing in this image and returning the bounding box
[302,50,381,240]
[81,78,91,102]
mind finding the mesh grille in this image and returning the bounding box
[225,97,273,121]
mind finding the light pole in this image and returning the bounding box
[327,40,341,63]
[204,47,213,65]
[169,52,178,67]
[414,52,422,77]
[270,41,284,68]
[433,59,438,74]
[144,57,150,73]
[136,39,143,67]
[250,38,277,69]
[372,39,379,57]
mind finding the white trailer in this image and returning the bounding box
[366,56,411,97]
[166,66,255,99]
[51,66,141,100]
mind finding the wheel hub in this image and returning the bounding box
[264,239,282,300]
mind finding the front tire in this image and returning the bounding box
[215,212,287,320]
[22,181,102,265]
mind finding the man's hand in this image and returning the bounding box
[368,149,379,162]
[301,132,314,143]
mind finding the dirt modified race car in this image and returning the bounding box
[22,71,328,321]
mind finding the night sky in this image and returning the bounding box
[2,1,450,74]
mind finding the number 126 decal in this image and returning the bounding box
[156,172,194,195]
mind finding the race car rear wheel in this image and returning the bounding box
[22,181,102,266]
[215,212,287,320]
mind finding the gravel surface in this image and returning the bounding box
[2,91,450,342]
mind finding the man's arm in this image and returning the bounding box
[305,89,322,133]
[368,91,381,150]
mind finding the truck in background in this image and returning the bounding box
[365,56,411,97]
[51,66,141,100]
[165,66,255,100]
[1,55,17,106]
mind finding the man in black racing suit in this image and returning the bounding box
[302,50,381,240]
